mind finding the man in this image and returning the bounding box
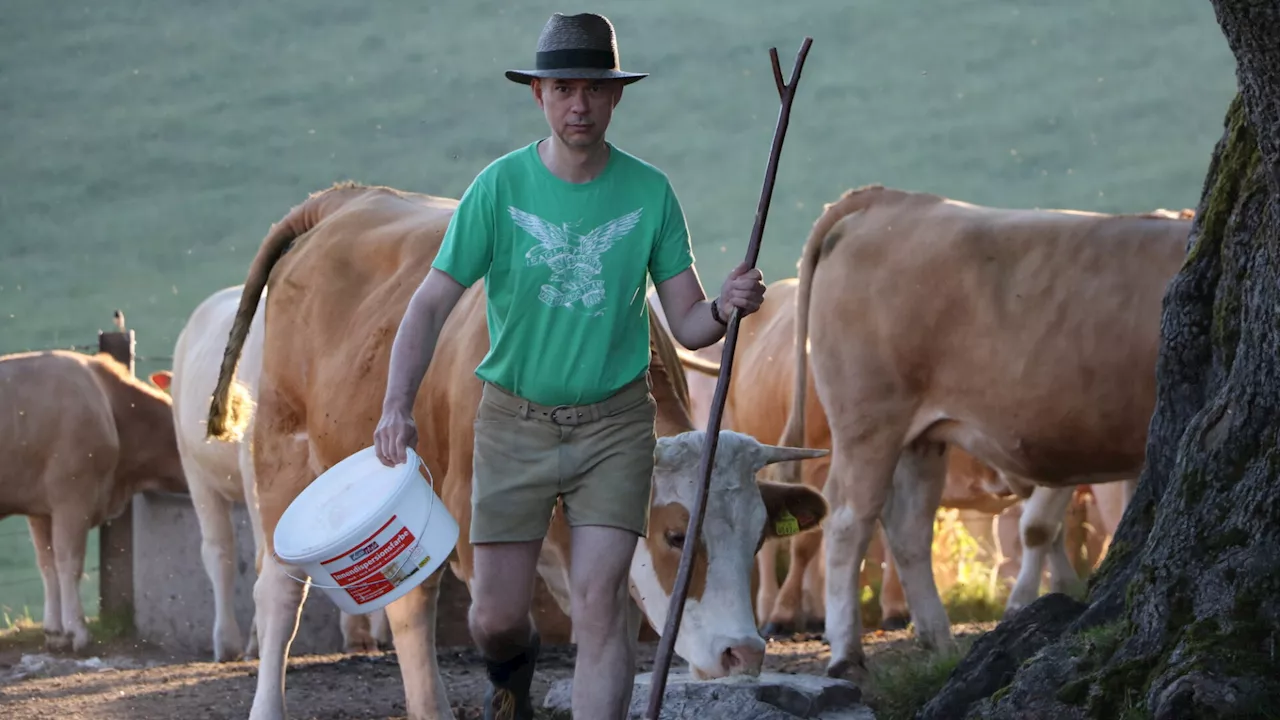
[372,12,766,720]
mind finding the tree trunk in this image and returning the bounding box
[920,2,1280,718]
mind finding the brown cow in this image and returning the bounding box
[778,185,1190,680]
[664,279,1115,635]
[203,183,830,720]
[0,350,186,652]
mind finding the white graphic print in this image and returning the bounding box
[509,206,643,309]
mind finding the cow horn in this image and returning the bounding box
[756,443,829,466]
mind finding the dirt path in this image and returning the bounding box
[0,624,994,719]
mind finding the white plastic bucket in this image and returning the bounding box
[272,446,459,615]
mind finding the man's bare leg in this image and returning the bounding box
[469,539,544,720]
[569,524,642,718]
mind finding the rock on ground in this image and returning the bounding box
[542,671,875,720]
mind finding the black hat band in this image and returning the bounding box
[536,49,617,71]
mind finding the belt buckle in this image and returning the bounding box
[549,405,578,426]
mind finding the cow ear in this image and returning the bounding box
[758,480,828,539]
[654,435,699,473]
[149,370,172,392]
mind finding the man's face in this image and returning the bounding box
[532,77,624,148]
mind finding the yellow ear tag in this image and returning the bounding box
[774,509,800,537]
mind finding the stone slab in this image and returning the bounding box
[543,671,874,719]
[128,491,574,658]
[130,491,346,657]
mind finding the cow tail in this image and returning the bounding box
[205,183,367,441]
[776,185,884,484]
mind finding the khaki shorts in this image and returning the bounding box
[470,374,657,544]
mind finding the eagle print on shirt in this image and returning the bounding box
[508,206,644,311]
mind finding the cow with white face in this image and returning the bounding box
[631,431,829,678]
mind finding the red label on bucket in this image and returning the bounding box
[320,515,432,605]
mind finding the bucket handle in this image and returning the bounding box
[274,448,439,593]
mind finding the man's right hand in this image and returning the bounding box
[374,406,418,467]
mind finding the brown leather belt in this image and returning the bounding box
[481,374,651,426]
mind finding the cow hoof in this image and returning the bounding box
[803,618,826,634]
[69,626,92,653]
[881,615,910,632]
[213,643,244,663]
[1002,604,1026,622]
[343,635,380,654]
[214,628,245,663]
[761,620,798,638]
[826,656,867,684]
[44,629,72,653]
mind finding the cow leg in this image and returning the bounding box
[763,531,822,636]
[879,547,910,631]
[879,442,954,654]
[801,535,826,631]
[340,611,378,653]
[50,510,92,653]
[27,515,67,652]
[1005,485,1077,616]
[187,476,244,662]
[1092,478,1137,555]
[383,571,452,719]
[238,438,263,661]
[370,609,392,648]
[996,503,1024,585]
[877,528,910,631]
[1047,519,1085,598]
[248,553,308,720]
[754,539,780,627]
[246,419,314,720]
[822,439,902,681]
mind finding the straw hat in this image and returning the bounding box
[505,12,648,85]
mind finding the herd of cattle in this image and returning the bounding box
[0,180,1195,719]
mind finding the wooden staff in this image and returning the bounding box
[644,36,814,720]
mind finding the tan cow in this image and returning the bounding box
[0,350,186,652]
[778,185,1190,679]
[203,183,830,720]
[159,285,390,662]
[665,279,1110,634]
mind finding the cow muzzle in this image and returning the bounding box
[691,635,767,679]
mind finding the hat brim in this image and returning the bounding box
[505,68,648,85]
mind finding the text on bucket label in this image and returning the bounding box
[319,515,433,605]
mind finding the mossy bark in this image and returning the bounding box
[923,2,1280,718]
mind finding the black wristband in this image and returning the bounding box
[710,297,728,326]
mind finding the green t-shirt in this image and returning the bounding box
[431,140,695,406]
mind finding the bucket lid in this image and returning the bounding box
[274,445,424,563]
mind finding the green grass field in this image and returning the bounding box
[0,0,1239,626]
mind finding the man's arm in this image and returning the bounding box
[653,267,725,350]
[374,268,469,466]
[381,268,468,417]
[374,176,493,466]
[654,262,764,350]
